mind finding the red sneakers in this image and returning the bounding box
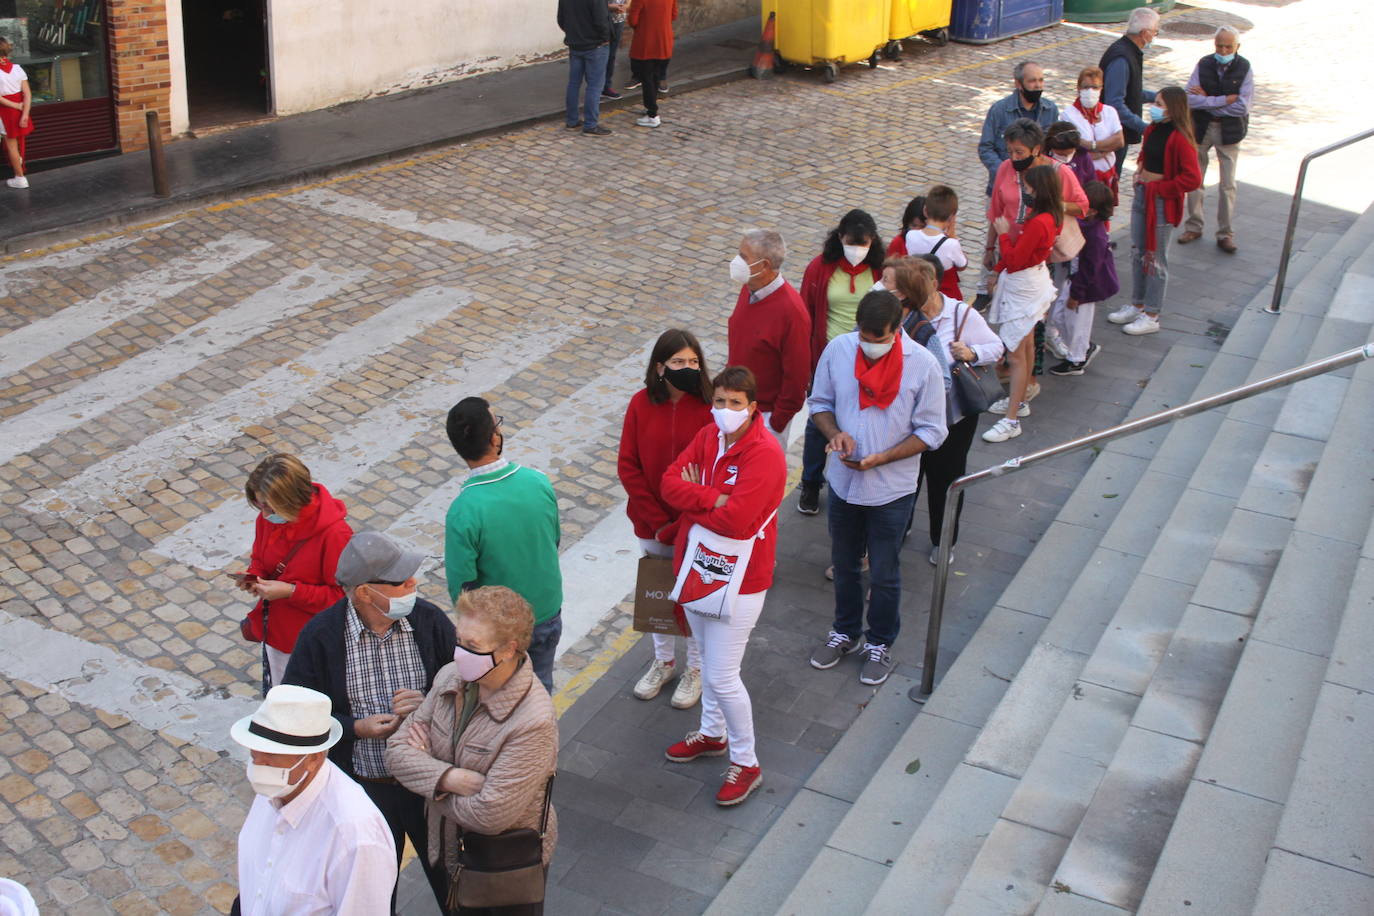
[664,731,728,763]
[716,763,763,806]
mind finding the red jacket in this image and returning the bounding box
[245,483,352,653]
[726,280,812,432]
[886,233,907,257]
[617,388,714,539]
[628,0,676,60]
[799,255,882,372]
[1137,124,1204,251]
[660,414,787,595]
[996,212,1058,273]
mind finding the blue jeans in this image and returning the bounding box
[801,416,828,488]
[606,21,624,88]
[566,45,609,131]
[1130,191,1173,315]
[828,488,916,648]
[528,612,562,695]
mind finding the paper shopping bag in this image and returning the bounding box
[633,555,686,636]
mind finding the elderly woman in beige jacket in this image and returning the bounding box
[386,586,559,916]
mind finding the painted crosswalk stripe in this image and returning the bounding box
[0,609,258,759]
[29,286,471,521]
[0,266,363,467]
[289,188,524,252]
[0,234,272,381]
[0,232,149,298]
[150,329,556,571]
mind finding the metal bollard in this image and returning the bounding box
[146,110,170,198]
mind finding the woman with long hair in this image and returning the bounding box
[618,329,714,708]
[1108,86,1203,336]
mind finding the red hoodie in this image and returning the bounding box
[659,413,787,595]
[618,388,714,539]
[245,482,352,653]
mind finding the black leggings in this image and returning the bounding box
[632,58,670,116]
[917,414,979,546]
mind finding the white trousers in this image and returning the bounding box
[1046,262,1095,364]
[265,646,290,687]
[639,538,702,669]
[692,590,767,768]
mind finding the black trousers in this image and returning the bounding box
[917,414,979,546]
[359,778,449,913]
[632,57,670,116]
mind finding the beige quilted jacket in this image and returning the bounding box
[385,657,559,870]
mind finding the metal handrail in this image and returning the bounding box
[913,343,1374,700]
[1267,127,1374,315]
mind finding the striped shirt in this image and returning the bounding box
[344,602,426,778]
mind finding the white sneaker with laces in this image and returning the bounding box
[633,659,677,700]
[988,395,1030,417]
[1123,314,1161,336]
[982,417,1022,443]
[1044,330,1069,360]
[1108,303,1143,325]
[6,176,29,189]
[636,115,661,128]
[670,666,702,709]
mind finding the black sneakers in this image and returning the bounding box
[797,483,821,515]
[1049,342,1101,376]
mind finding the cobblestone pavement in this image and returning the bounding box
[1,0,1371,913]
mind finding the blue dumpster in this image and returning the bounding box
[950,0,1063,44]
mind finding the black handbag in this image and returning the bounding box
[442,682,554,911]
[948,304,1005,417]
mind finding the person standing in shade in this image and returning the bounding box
[797,209,886,516]
[1180,25,1253,254]
[444,398,564,694]
[1100,6,1161,178]
[618,329,714,708]
[558,0,612,136]
[282,531,456,912]
[628,0,676,128]
[602,1,627,101]
[726,228,813,449]
[807,291,947,685]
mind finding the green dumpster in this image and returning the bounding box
[1064,0,1173,24]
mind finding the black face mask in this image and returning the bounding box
[662,366,701,393]
[1021,87,1043,105]
[1011,156,1033,173]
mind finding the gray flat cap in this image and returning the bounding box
[335,531,425,591]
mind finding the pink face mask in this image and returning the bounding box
[454,644,498,683]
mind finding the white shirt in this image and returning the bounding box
[748,274,784,303]
[1062,103,1122,173]
[237,760,397,916]
[0,64,28,97]
[930,295,1004,366]
[904,228,969,272]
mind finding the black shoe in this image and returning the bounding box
[1081,342,1102,368]
[797,484,821,515]
[658,84,669,95]
[626,80,643,90]
[972,292,992,312]
[1049,359,1084,376]
[602,89,623,99]
[564,122,582,130]
[582,126,613,136]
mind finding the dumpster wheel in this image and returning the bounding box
[868,52,879,69]
[773,52,788,74]
[823,63,838,83]
[884,40,902,61]
[922,27,950,47]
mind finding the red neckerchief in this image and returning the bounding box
[0,59,12,74]
[854,337,904,410]
[1073,98,1101,125]
[836,259,871,294]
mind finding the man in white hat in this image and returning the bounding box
[231,684,396,915]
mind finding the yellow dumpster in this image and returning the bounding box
[887,0,952,55]
[763,0,893,83]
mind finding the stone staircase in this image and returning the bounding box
[706,204,1374,916]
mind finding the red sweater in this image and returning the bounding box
[245,483,352,653]
[617,388,714,539]
[799,255,882,372]
[996,212,1058,273]
[660,414,787,595]
[1137,124,1204,251]
[627,0,676,60]
[886,233,907,257]
[726,280,812,432]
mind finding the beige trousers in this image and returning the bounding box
[1185,121,1241,238]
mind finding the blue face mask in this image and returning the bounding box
[1149,105,1166,122]
[264,513,288,525]
[1214,52,1235,65]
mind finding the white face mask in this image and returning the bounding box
[730,254,761,285]
[711,406,751,434]
[842,244,870,267]
[859,339,894,361]
[368,585,417,621]
[247,760,307,799]
[1079,87,1100,108]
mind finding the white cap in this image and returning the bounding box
[230,685,343,755]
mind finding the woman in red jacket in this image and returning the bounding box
[239,454,352,692]
[628,0,676,128]
[618,329,714,708]
[1107,86,1203,337]
[660,366,786,807]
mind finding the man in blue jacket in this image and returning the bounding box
[283,531,456,912]
[558,0,613,135]
[977,60,1058,195]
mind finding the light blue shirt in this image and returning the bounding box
[808,332,948,507]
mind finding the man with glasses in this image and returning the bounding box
[443,397,565,693]
[282,531,456,911]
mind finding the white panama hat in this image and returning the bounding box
[230,684,343,755]
[0,878,38,916]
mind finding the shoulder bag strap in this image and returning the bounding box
[953,302,969,343]
[271,537,310,579]
[539,774,555,837]
[930,234,949,255]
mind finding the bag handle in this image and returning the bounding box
[538,774,555,837]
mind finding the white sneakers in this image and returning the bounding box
[1044,329,1069,360]
[670,666,702,709]
[6,176,29,189]
[989,396,1030,417]
[982,417,1022,442]
[1107,303,1143,325]
[636,115,661,128]
[633,658,701,708]
[1122,314,1161,335]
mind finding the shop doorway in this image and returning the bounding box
[182,0,269,130]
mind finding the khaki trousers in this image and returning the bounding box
[1185,121,1241,238]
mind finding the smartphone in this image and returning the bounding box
[227,572,259,586]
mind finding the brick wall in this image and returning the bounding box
[107,0,173,152]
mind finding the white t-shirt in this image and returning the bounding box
[1063,102,1122,174]
[0,63,28,97]
[904,228,968,273]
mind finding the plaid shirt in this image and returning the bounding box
[345,601,428,778]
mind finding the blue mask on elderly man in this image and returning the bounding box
[1214,52,1235,65]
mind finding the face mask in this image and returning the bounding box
[842,244,870,267]
[729,254,760,285]
[662,366,701,392]
[859,339,894,361]
[1011,155,1033,173]
[1021,87,1043,105]
[246,760,306,799]
[1149,105,1166,122]
[454,644,499,683]
[711,406,750,434]
[369,585,417,621]
[1214,52,1235,65]
[1079,87,1100,107]
[264,512,288,525]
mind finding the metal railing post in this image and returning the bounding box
[910,342,1374,702]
